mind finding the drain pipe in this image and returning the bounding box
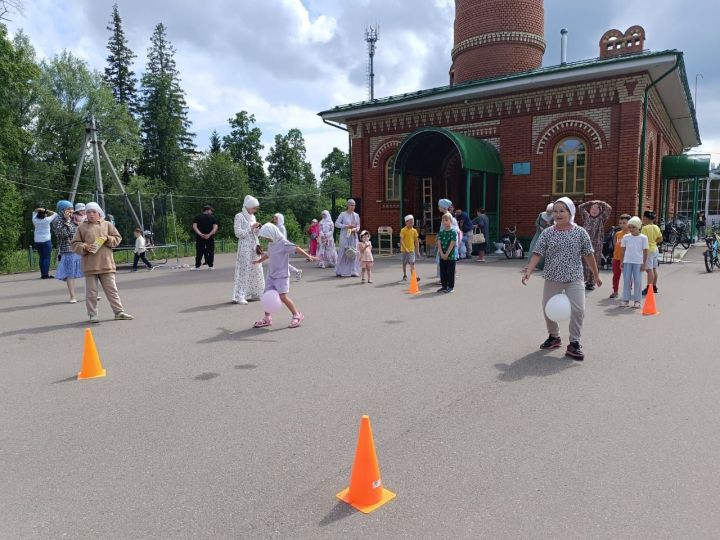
[638,55,680,214]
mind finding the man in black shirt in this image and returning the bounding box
[192,205,219,270]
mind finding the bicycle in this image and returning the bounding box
[703,227,720,273]
[668,218,691,249]
[501,225,524,259]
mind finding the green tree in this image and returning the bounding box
[0,176,23,268]
[266,128,315,187]
[104,3,138,114]
[139,23,195,188]
[209,130,222,154]
[319,146,350,198]
[222,111,268,194]
[33,50,141,196]
[178,152,249,237]
[0,25,39,171]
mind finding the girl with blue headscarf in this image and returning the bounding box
[51,200,84,302]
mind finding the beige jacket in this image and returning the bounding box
[72,220,122,274]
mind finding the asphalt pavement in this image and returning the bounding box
[1,248,718,539]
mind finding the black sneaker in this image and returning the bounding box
[436,287,447,293]
[540,335,562,349]
[565,341,584,361]
[446,288,454,293]
[641,287,648,296]
[653,285,658,294]
[585,282,595,291]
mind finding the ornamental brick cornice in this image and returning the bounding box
[451,31,546,60]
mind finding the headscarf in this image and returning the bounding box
[243,195,260,209]
[320,210,332,225]
[541,202,554,223]
[273,213,287,238]
[74,203,86,213]
[628,216,642,229]
[56,200,73,214]
[346,199,356,210]
[438,199,452,211]
[258,223,284,243]
[554,196,576,224]
[85,202,105,219]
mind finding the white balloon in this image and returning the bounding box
[544,293,571,322]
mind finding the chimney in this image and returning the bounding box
[599,25,646,58]
[560,28,568,65]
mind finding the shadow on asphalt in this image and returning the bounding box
[194,372,220,381]
[197,326,282,344]
[0,320,87,338]
[318,500,357,527]
[494,350,577,382]
[0,301,69,314]
[51,374,78,384]
[179,302,237,314]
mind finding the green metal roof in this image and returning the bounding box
[393,127,503,174]
[661,154,711,179]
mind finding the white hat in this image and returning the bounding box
[404,214,414,222]
[74,203,86,212]
[85,202,105,219]
[243,195,260,209]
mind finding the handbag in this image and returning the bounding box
[344,246,359,258]
[472,230,486,244]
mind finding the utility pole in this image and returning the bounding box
[89,116,105,211]
[365,25,379,101]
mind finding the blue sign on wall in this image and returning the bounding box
[512,162,531,175]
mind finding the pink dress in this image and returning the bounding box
[358,240,374,269]
[307,223,319,256]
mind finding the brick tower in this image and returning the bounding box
[451,0,546,84]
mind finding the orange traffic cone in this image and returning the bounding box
[77,328,106,380]
[336,415,396,513]
[407,270,420,295]
[642,285,659,316]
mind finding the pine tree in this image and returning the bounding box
[209,130,221,154]
[222,111,268,194]
[139,22,195,188]
[104,4,138,114]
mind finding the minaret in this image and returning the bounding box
[450,0,546,84]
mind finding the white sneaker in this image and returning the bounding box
[295,269,303,281]
[191,267,201,271]
[233,297,248,305]
[208,267,215,271]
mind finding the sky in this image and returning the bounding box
[6,0,720,175]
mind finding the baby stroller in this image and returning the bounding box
[600,226,620,270]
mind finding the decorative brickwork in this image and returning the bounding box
[600,26,646,59]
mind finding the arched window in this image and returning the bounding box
[553,138,586,195]
[385,154,400,201]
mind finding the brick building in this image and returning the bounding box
[318,0,701,244]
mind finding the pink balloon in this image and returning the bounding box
[261,290,282,314]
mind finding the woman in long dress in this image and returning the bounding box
[529,203,554,271]
[316,210,337,268]
[232,195,265,304]
[335,200,361,277]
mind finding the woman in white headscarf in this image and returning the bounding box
[316,210,337,268]
[335,200,360,277]
[272,213,302,281]
[232,195,265,304]
[528,202,555,271]
[521,197,601,361]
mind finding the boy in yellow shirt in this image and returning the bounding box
[400,214,421,281]
[641,210,662,295]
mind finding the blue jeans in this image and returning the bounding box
[461,233,473,258]
[622,262,643,302]
[35,241,52,278]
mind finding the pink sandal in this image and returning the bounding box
[289,313,304,328]
[253,316,272,328]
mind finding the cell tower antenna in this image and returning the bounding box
[365,24,379,100]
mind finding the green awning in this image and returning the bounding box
[393,127,503,174]
[661,154,711,179]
